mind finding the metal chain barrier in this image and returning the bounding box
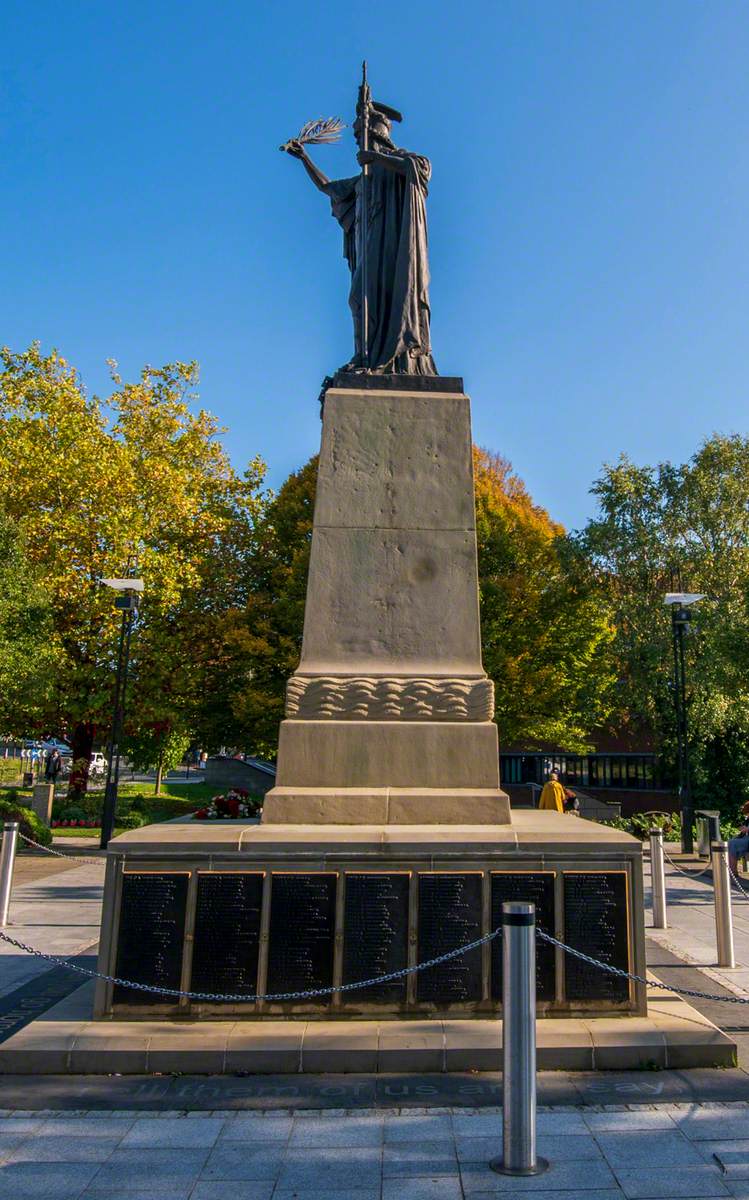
[661,845,712,880]
[3,920,749,1007]
[536,930,749,1005]
[730,863,749,901]
[0,924,503,1004]
[17,832,105,869]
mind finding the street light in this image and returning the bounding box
[664,592,705,854]
[100,578,144,849]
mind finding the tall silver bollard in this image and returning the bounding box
[0,821,19,927]
[491,901,548,1177]
[650,828,668,929]
[711,840,735,968]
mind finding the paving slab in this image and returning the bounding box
[612,1165,731,1197]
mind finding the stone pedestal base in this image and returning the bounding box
[93,813,646,1022]
[264,719,510,824]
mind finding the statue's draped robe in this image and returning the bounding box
[323,150,437,375]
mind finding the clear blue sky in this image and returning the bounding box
[2,1,748,530]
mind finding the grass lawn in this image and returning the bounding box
[0,758,23,783]
[112,780,217,805]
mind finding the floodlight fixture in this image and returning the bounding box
[100,578,145,593]
[663,592,705,607]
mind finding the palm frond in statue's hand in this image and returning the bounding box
[279,117,345,154]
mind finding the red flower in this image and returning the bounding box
[227,797,240,817]
[194,808,209,820]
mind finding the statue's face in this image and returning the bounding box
[354,115,392,149]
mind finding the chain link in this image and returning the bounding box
[730,863,749,902]
[3,920,749,1008]
[536,930,749,1005]
[17,832,105,868]
[0,925,502,1004]
[661,846,712,880]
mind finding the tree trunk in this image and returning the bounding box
[67,721,95,802]
[155,746,164,796]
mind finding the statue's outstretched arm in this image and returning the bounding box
[284,141,330,192]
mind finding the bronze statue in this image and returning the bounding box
[282,65,437,377]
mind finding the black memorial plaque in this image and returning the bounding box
[417,873,482,1004]
[114,872,188,1005]
[563,872,629,1002]
[267,874,337,1002]
[191,873,263,1000]
[491,873,556,1002]
[342,873,409,1002]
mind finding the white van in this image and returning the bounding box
[89,752,108,776]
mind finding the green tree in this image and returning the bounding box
[225,457,317,757]
[474,449,614,750]
[125,721,191,795]
[575,433,749,814]
[0,344,268,794]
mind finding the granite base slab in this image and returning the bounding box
[0,976,734,1073]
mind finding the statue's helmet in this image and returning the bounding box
[355,98,403,144]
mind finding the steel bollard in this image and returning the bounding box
[649,828,668,929]
[711,840,735,968]
[490,901,549,1177]
[0,821,19,928]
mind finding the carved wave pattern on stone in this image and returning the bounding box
[285,676,495,721]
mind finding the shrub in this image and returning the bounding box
[116,811,146,830]
[0,793,53,847]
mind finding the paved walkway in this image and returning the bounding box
[645,846,749,997]
[0,859,104,999]
[2,1103,749,1198]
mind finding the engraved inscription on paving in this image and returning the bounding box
[191,873,263,1000]
[563,872,629,1002]
[114,873,188,1005]
[266,874,337,1001]
[342,873,409,1002]
[491,873,556,1002]
[417,873,482,1004]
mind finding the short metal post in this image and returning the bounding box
[650,828,667,929]
[0,822,19,927]
[491,901,548,1177]
[712,841,735,968]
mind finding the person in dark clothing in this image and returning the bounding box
[44,748,62,782]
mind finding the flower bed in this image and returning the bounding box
[192,788,262,820]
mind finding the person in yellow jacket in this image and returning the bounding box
[539,770,566,813]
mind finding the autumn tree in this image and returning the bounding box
[0,512,59,734]
[575,434,749,813]
[473,449,614,749]
[0,344,267,794]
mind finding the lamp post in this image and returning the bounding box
[100,578,144,849]
[664,592,704,855]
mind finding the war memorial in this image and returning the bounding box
[0,70,734,1073]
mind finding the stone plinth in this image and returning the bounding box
[92,812,648,1022]
[263,384,509,826]
[31,782,54,826]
